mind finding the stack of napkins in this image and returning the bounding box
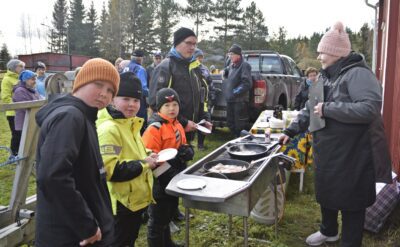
[269,117,285,129]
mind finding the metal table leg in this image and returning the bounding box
[228,214,232,236]
[274,178,278,236]
[185,207,190,247]
[243,216,248,247]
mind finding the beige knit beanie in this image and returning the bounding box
[72,58,120,95]
[317,21,351,57]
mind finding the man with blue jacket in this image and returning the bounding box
[223,44,252,136]
[126,49,149,132]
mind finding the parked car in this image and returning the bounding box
[209,50,304,128]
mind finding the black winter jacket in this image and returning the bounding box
[35,94,114,246]
[293,79,310,110]
[222,58,252,102]
[149,54,210,127]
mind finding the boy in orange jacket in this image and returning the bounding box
[142,88,194,247]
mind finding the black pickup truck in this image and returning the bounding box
[209,50,304,127]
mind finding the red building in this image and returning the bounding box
[375,0,400,174]
[18,52,91,72]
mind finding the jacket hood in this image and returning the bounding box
[97,106,144,133]
[321,52,368,81]
[167,47,196,63]
[12,82,36,94]
[5,70,19,79]
[97,105,125,126]
[36,94,98,127]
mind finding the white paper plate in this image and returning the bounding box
[177,178,207,190]
[157,148,178,162]
[196,124,211,134]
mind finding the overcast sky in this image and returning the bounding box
[0,0,377,56]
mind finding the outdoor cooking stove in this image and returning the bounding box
[166,135,295,247]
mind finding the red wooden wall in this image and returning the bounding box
[378,0,400,175]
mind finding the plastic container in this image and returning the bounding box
[250,169,290,225]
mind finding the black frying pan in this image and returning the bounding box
[227,143,269,161]
[203,159,250,180]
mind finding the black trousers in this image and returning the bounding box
[197,130,206,147]
[320,206,366,247]
[7,116,21,155]
[147,197,179,247]
[113,201,146,247]
[226,101,249,137]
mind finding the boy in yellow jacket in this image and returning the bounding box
[97,71,158,246]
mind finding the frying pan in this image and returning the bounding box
[202,159,250,180]
[227,143,269,161]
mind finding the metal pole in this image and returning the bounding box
[274,176,278,237]
[67,26,70,55]
[228,214,232,236]
[365,0,379,73]
[185,207,190,247]
[243,217,248,247]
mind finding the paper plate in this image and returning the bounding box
[177,178,207,190]
[196,124,211,134]
[157,148,178,162]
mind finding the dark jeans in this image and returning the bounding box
[226,101,249,137]
[320,206,366,247]
[7,116,20,155]
[197,130,205,147]
[113,201,146,247]
[137,97,148,135]
[147,197,179,247]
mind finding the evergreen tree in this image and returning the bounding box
[108,0,124,57]
[357,23,373,66]
[50,0,68,53]
[98,1,115,61]
[68,0,86,54]
[0,44,11,70]
[213,0,243,54]
[235,1,268,50]
[184,0,213,38]
[268,26,288,55]
[308,32,323,57]
[85,1,100,56]
[136,0,157,54]
[125,0,157,54]
[156,0,180,53]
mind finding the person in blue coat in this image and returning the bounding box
[125,49,149,133]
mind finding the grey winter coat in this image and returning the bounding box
[222,58,252,102]
[284,52,392,210]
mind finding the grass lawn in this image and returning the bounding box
[0,112,399,246]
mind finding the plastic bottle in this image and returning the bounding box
[265,127,271,143]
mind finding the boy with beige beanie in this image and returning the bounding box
[35,58,120,246]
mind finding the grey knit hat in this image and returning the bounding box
[7,59,24,72]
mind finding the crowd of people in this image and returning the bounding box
[0,22,393,247]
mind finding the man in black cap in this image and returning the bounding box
[126,49,149,133]
[223,44,252,137]
[149,27,212,141]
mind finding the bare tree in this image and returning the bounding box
[19,14,28,53]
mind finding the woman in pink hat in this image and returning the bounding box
[280,22,392,247]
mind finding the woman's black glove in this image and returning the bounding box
[177,144,194,162]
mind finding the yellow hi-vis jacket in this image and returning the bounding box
[97,108,154,214]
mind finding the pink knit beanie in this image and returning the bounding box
[317,21,351,57]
